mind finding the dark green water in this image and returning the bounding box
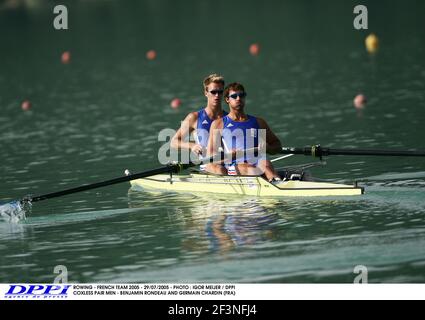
[1,0,425,283]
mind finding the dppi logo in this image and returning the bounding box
[4,284,71,299]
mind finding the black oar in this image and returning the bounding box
[281,145,425,159]
[16,150,236,205]
[25,164,185,203]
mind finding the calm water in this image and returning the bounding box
[1,0,425,283]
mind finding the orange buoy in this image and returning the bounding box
[21,100,32,111]
[353,94,367,109]
[170,98,181,109]
[365,34,379,54]
[249,43,260,56]
[61,51,71,64]
[146,50,157,60]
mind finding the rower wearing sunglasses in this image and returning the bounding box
[170,74,228,170]
[206,82,282,182]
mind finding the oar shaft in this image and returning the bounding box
[26,150,235,203]
[281,145,425,158]
[271,154,294,163]
[29,165,182,203]
[321,148,425,157]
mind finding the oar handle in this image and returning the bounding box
[281,145,425,158]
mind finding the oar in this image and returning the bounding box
[25,165,185,203]
[281,145,425,159]
[11,151,234,206]
[271,154,294,163]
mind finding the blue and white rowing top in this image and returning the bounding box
[195,108,227,148]
[221,114,261,165]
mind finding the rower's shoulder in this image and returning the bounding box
[184,111,199,125]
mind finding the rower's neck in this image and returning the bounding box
[205,105,224,120]
[228,110,248,122]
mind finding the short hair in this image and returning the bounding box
[224,82,245,97]
[203,74,225,91]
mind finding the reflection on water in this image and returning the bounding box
[125,185,425,283]
[128,190,281,255]
[203,203,276,253]
[1,184,425,283]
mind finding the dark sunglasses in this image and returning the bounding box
[228,92,247,99]
[208,89,224,95]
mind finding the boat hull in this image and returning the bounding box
[130,173,364,197]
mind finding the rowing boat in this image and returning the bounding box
[128,144,424,198]
[5,145,420,210]
[130,171,364,197]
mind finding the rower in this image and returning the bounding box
[206,82,282,182]
[170,74,227,172]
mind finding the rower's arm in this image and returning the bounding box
[170,112,198,151]
[257,117,282,155]
[206,118,224,156]
[205,119,227,175]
